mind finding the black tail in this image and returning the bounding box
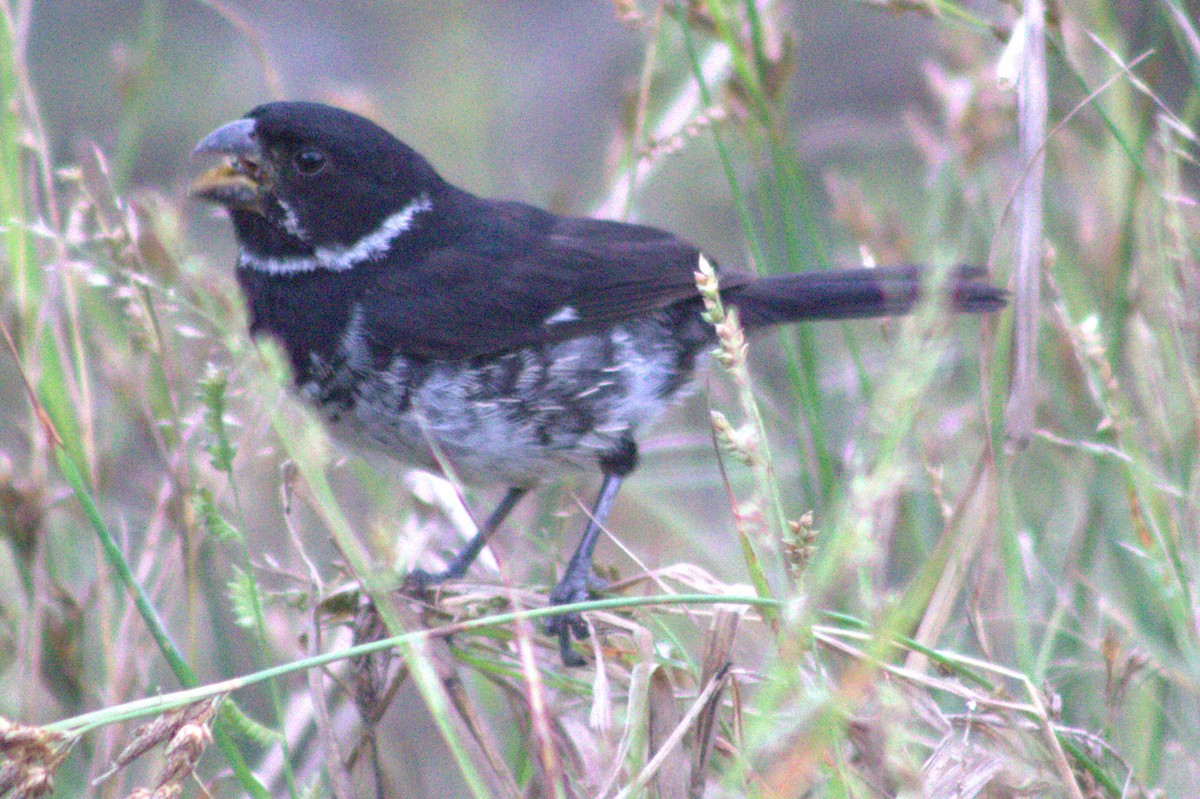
[724,265,1006,329]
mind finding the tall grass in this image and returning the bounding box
[1,0,1198,797]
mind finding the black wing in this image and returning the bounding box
[359,197,746,360]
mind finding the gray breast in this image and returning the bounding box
[298,304,711,486]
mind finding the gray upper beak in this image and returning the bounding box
[190,117,268,209]
[193,117,259,158]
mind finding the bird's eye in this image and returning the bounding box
[294,149,326,175]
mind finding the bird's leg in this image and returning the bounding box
[546,436,639,665]
[547,471,625,666]
[405,486,528,591]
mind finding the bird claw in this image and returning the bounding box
[545,610,588,667]
[403,567,445,595]
[545,572,607,666]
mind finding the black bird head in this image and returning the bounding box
[191,101,443,271]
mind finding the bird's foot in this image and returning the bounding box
[545,571,608,666]
[403,566,455,595]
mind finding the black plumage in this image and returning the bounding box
[193,101,1004,664]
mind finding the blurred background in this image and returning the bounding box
[4,0,1200,797]
[35,1,961,260]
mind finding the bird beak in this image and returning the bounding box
[190,118,269,212]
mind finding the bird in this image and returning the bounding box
[191,100,1004,665]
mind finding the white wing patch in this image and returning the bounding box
[544,306,581,326]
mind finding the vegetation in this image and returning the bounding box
[1,0,1198,796]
